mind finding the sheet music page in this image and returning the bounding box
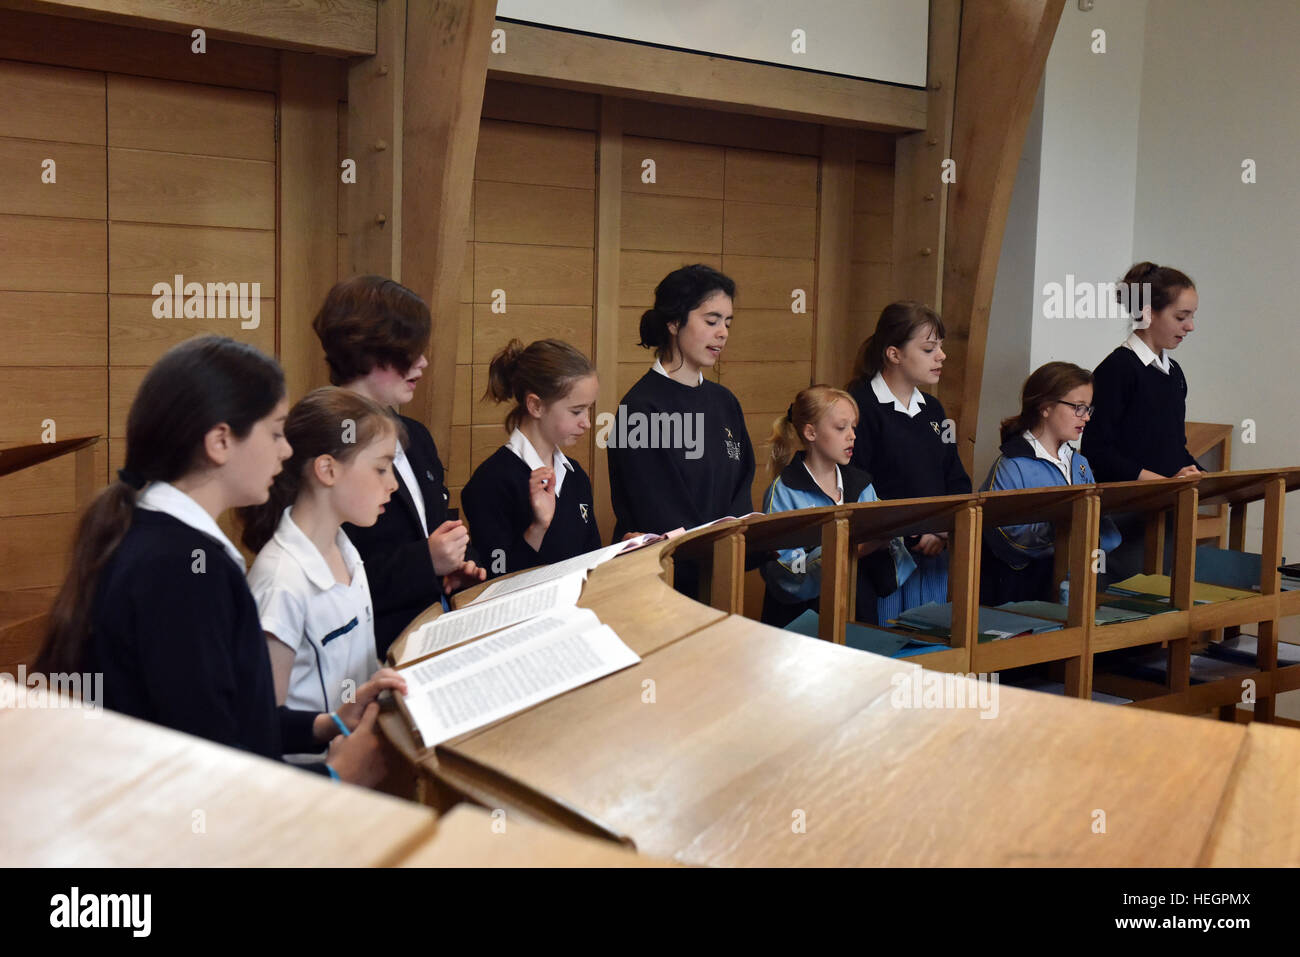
[401,612,640,747]
[398,572,585,664]
[470,541,627,604]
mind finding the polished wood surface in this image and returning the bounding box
[2,703,438,867]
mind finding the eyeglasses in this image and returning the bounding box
[1056,400,1095,418]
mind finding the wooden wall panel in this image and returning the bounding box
[0,60,105,143]
[0,369,106,449]
[0,138,105,219]
[0,215,106,292]
[107,75,275,159]
[847,156,898,386]
[108,150,275,230]
[0,292,106,366]
[107,223,276,295]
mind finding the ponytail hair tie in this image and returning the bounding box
[117,468,145,490]
[785,403,794,423]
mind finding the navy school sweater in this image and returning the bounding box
[846,380,971,500]
[461,446,603,579]
[343,413,460,659]
[606,370,756,539]
[86,509,320,763]
[1081,346,1200,482]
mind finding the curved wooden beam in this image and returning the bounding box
[944,0,1065,475]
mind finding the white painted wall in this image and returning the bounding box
[1131,0,1300,560]
[496,0,930,86]
[1029,0,1149,374]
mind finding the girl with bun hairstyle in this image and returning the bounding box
[846,301,971,624]
[1080,261,1202,482]
[461,338,602,578]
[1081,262,1201,581]
[980,362,1121,604]
[240,387,409,766]
[605,264,755,598]
[36,337,391,786]
[759,385,915,628]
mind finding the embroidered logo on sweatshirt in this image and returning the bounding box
[931,421,941,436]
[723,426,742,461]
[579,503,590,523]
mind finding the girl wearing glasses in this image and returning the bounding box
[980,362,1120,604]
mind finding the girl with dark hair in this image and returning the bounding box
[313,275,484,659]
[980,362,1121,604]
[759,385,914,628]
[846,301,971,623]
[606,264,755,544]
[1081,261,1202,482]
[462,339,602,578]
[240,387,408,765]
[35,337,392,785]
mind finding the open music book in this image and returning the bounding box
[395,607,640,748]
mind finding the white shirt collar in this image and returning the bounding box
[870,372,926,417]
[802,460,844,505]
[652,357,704,386]
[1123,331,1170,374]
[1024,429,1073,482]
[506,428,573,497]
[136,481,246,571]
[271,506,363,592]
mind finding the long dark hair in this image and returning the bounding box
[638,264,736,363]
[484,338,595,433]
[239,387,404,553]
[36,336,285,675]
[999,361,1093,444]
[848,300,945,389]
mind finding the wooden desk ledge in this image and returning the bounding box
[1,703,439,868]
[398,805,676,867]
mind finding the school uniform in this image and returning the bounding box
[247,507,379,763]
[1081,332,1201,482]
[979,431,1121,604]
[461,429,602,579]
[607,359,755,538]
[343,413,458,660]
[607,360,755,599]
[759,452,916,627]
[847,372,972,624]
[85,482,321,767]
[1082,334,1201,580]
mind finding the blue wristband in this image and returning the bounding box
[325,763,340,781]
[330,711,351,738]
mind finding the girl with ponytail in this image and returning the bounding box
[462,338,602,577]
[1080,261,1201,581]
[845,301,971,625]
[36,337,394,786]
[606,264,755,598]
[241,388,409,764]
[759,385,915,628]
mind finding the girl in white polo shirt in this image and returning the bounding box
[241,387,403,762]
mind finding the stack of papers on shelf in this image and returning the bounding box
[397,607,640,748]
[888,602,1064,641]
[995,600,1149,626]
[782,609,946,658]
[1107,573,1255,604]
